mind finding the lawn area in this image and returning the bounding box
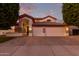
[0,35,14,43]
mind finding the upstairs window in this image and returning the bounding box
[47,19,51,22]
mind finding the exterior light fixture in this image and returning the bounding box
[65,26,69,36]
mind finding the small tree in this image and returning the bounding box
[62,3,79,26]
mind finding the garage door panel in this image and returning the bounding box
[32,27,45,36]
[46,27,66,36]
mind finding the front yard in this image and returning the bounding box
[0,35,14,43]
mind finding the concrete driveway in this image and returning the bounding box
[0,36,79,56]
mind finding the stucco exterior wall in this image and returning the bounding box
[19,17,33,28]
[35,17,56,22]
[18,17,33,32]
[41,17,56,22]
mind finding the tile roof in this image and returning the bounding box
[19,14,35,23]
[19,14,57,23]
[32,22,68,27]
[19,14,34,19]
[34,15,57,20]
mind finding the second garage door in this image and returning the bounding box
[46,27,67,36]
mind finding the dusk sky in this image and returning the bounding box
[20,3,63,22]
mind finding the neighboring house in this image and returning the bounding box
[16,14,69,36]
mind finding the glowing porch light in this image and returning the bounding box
[29,27,32,31]
[65,26,69,36]
[66,27,69,31]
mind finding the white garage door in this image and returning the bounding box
[32,27,45,36]
[32,27,67,36]
[46,27,66,36]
